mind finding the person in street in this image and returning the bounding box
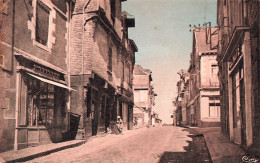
[151,116,155,127]
[116,116,123,134]
[134,117,138,126]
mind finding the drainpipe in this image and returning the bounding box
[13,0,19,151]
[66,0,72,137]
[81,0,91,140]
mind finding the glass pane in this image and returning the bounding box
[36,2,50,45]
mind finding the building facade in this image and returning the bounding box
[173,70,190,126]
[187,27,221,127]
[69,0,137,139]
[0,0,74,152]
[133,65,156,128]
[217,0,259,149]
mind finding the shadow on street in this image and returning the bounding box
[159,128,212,163]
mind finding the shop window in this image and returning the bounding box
[232,65,244,128]
[36,1,50,46]
[25,77,55,127]
[209,98,220,117]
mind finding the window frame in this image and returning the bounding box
[108,47,112,72]
[19,75,55,127]
[210,64,219,86]
[28,0,56,53]
[35,1,50,46]
[209,98,220,118]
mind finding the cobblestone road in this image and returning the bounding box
[27,126,211,163]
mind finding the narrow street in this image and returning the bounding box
[27,126,211,163]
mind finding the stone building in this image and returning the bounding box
[69,0,137,139]
[0,0,75,152]
[217,0,259,149]
[187,26,220,127]
[173,70,189,126]
[133,65,156,128]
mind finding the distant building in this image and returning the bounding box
[69,0,137,139]
[133,65,156,128]
[173,70,189,126]
[217,0,259,149]
[187,27,220,127]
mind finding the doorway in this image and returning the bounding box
[232,65,245,145]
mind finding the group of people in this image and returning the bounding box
[110,115,157,134]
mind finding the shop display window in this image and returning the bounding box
[26,77,55,127]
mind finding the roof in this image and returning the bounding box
[73,0,98,13]
[134,65,148,75]
[129,39,138,52]
[194,27,218,55]
[134,65,153,81]
[122,11,135,27]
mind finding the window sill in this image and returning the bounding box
[33,40,51,53]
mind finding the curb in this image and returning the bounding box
[0,141,83,163]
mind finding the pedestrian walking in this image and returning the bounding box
[116,116,123,134]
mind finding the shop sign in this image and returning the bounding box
[33,64,60,80]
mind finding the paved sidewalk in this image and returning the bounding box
[192,127,246,163]
[0,127,149,163]
[0,140,83,163]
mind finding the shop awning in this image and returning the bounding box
[222,26,249,62]
[27,73,76,91]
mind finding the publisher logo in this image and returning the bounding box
[242,155,259,163]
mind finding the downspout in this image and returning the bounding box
[66,0,72,136]
[13,0,19,151]
[81,0,91,140]
[11,0,15,73]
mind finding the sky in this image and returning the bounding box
[123,0,217,124]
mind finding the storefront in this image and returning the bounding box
[225,28,253,147]
[14,54,74,150]
[84,72,117,136]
